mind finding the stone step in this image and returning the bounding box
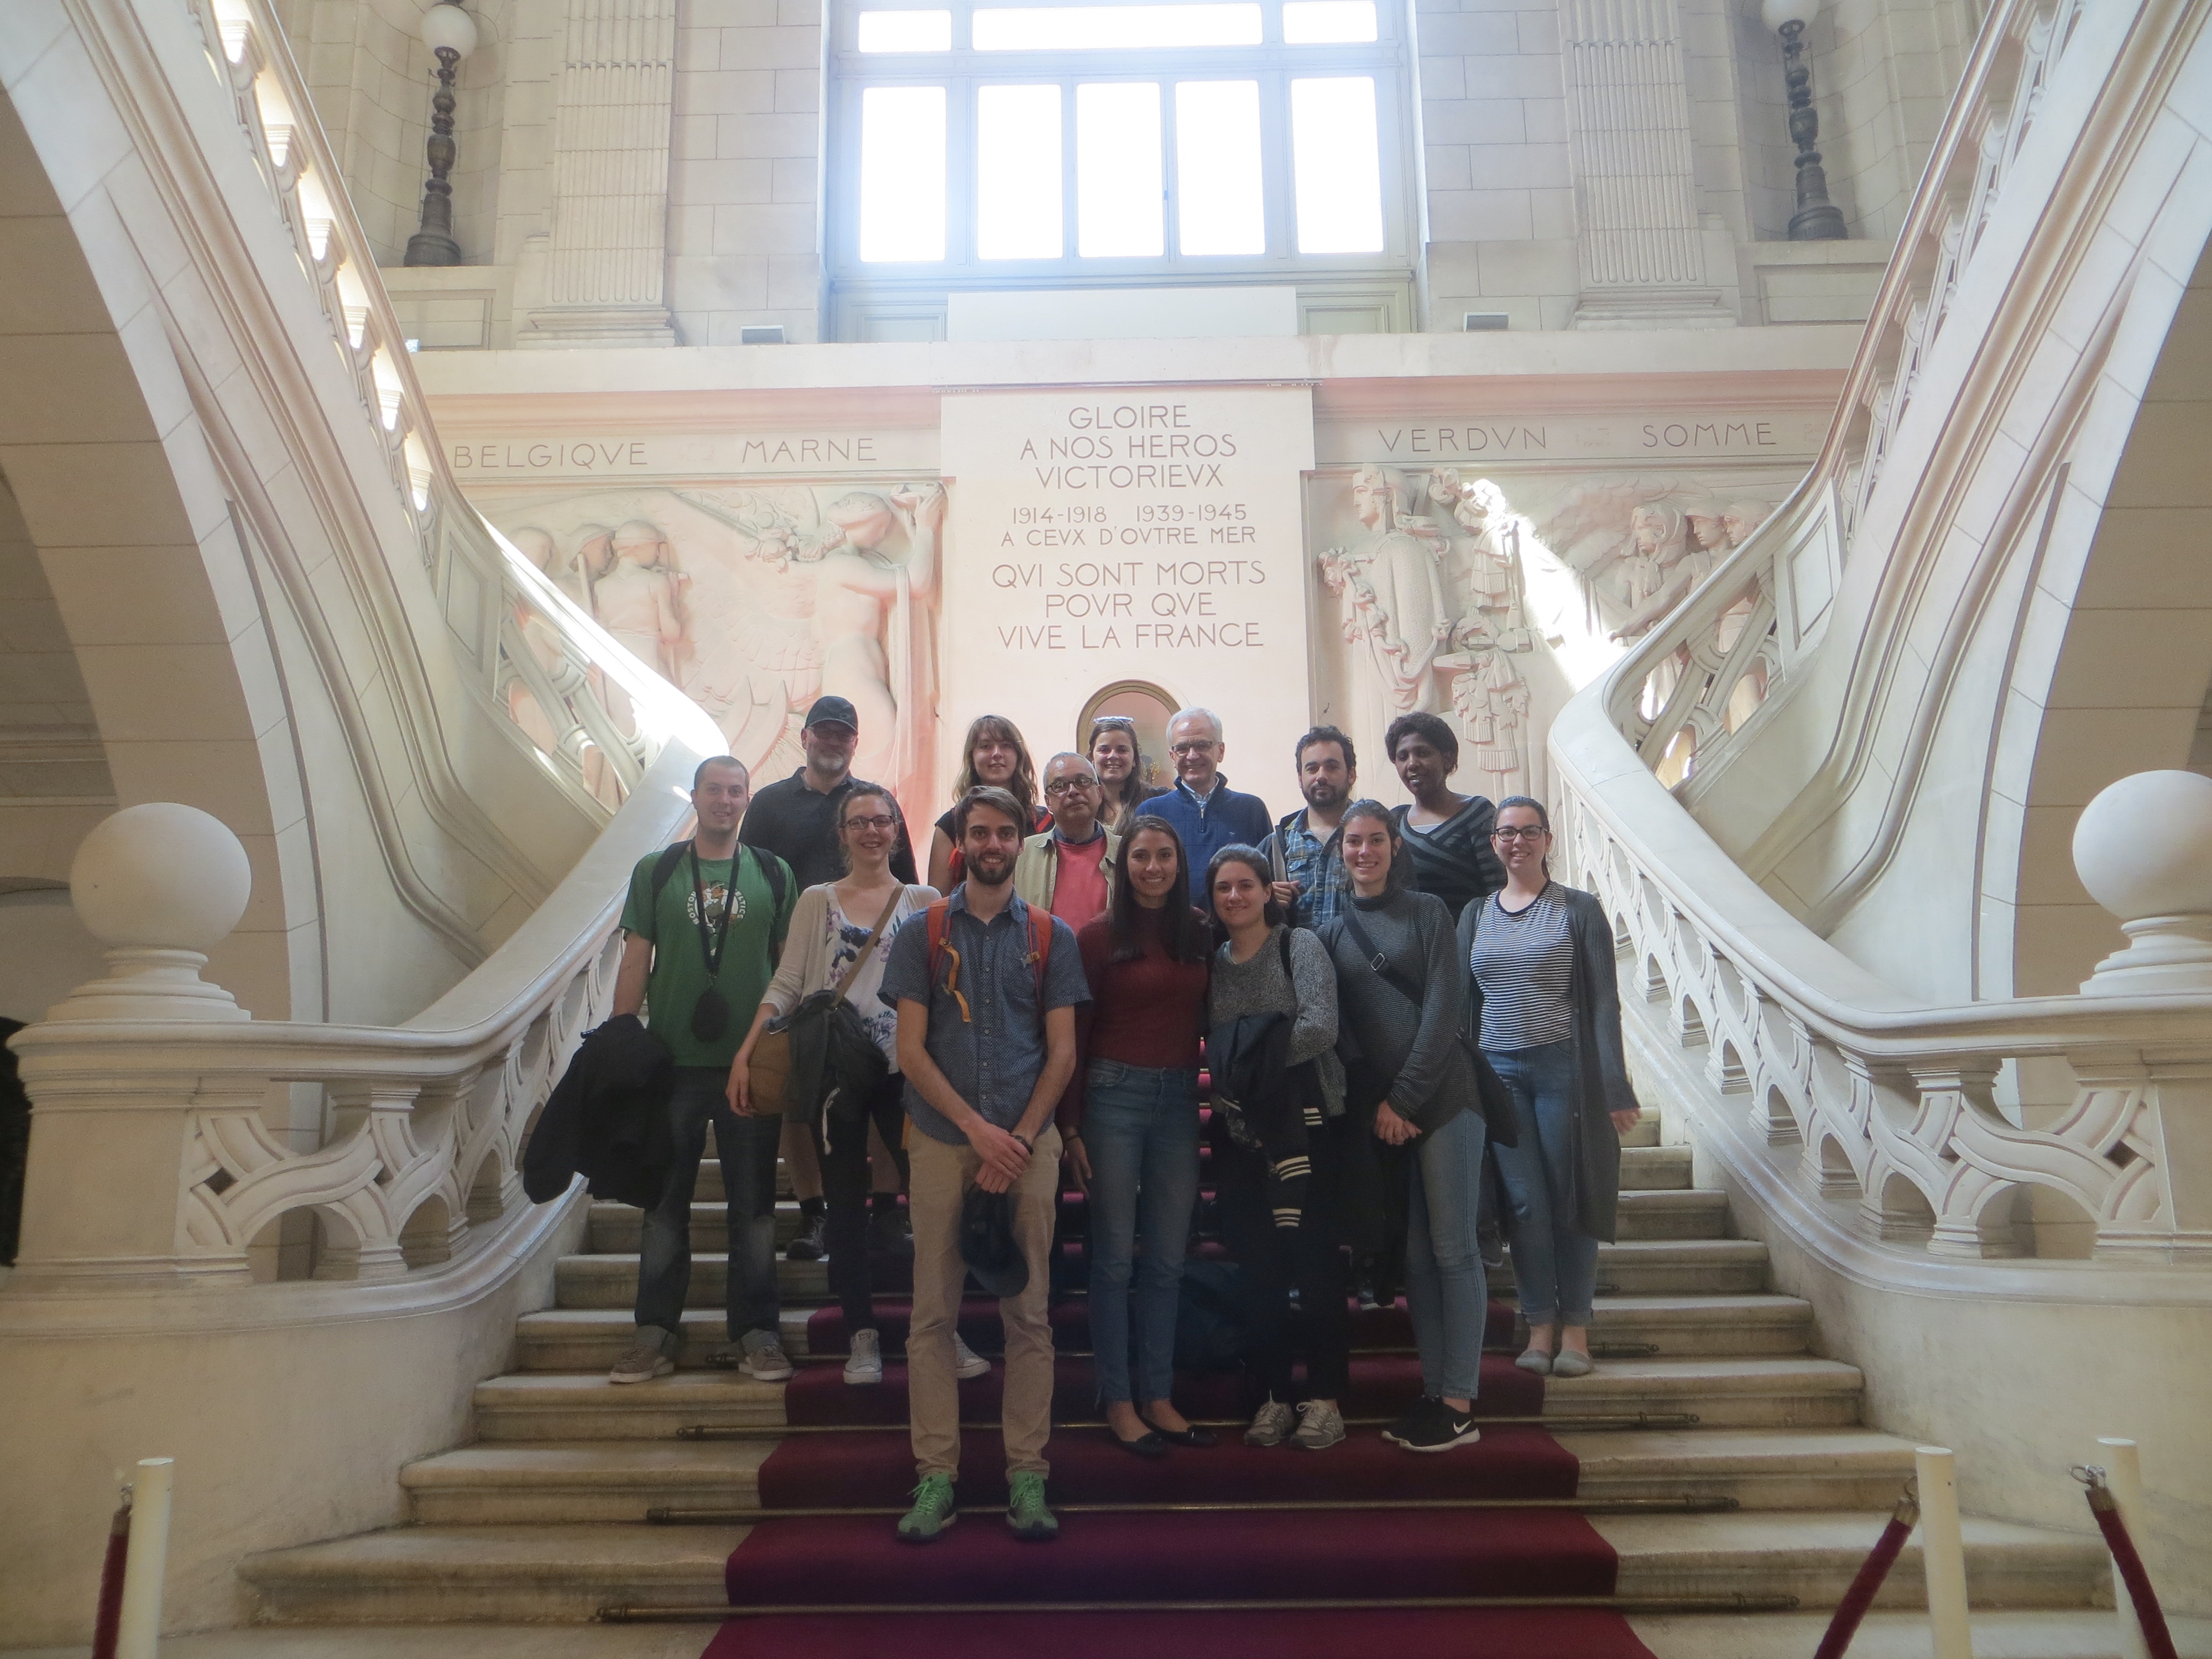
[586,1186,1731,1254]
[468,1351,1859,1443]
[706,1138,1690,1203]
[1600,1510,2110,1611]
[471,1371,784,1442]
[551,1235,1772,1312]
[237,1510,2101,1624]
[512,1290,1814,1374]
[60,1612,2212,1659]
[401,1441,776,1525]
[400,1423,1916,1526]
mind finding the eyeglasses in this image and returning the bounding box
[1170,740,1218,757]
[1043,777,1098,796]
[842,815,897,832]
[1492,826,1550,841]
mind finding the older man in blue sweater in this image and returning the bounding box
[1136,706,1273,911]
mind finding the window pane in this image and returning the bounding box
[1076,82,1163,256]
[859,86,947,260]
[1290,76,1383,253]
[857,10,952,50]
[975,4,1260,49]
[1282,0,1375,42]
[977,85,1063,258]
[1175,81,1263,255]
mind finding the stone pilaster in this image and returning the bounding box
[1561,0,1730,329]
[519,0,679,347]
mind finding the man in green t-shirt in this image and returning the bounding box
[607,755,799,1385]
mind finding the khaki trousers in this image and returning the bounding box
[906,1123,1062,1482]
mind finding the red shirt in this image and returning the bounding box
[1049,833,1112,931]
[1062,907,1211,1133]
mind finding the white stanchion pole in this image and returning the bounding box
[2098,1438,2152,1659]
[1916,1446,1974,1659]
[116,1458,173,1659]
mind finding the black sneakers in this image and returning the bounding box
[1383,1396,1481,1453]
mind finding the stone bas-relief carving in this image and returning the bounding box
[486,482,943,812]
[1307,466,1793,805]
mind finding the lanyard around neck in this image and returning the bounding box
[690,841,739,982]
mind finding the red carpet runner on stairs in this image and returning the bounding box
[701,1295,1658,1659]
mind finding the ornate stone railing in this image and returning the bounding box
[1559,0,2212,1266]
[1554,717,2212,1262]
[1609,0,2086,783]
[193,0,649,815]
[0,0,727,1298]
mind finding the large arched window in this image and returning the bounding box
[827,0,1415,333]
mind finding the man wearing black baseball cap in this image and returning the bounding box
[740,696,923,1262]
[740,696,919,889]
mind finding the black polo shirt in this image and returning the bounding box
[739,768,919,890]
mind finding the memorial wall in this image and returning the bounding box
[450,379,1823,819]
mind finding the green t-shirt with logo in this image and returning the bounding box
[619,844,795,1069]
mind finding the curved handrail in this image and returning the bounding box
[2,0,726,1303]
[1557,0,2212,1267]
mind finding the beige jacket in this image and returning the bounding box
[1012,827,1120,916]
[760,881,938,1020]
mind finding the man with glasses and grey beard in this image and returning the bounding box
[1135,706,1271,912]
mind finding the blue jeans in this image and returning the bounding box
[635,1068,782,1353]
[1081,1060,1202,1404]
[1487,1039,1601,1327]
[1405,1106,1488,1402]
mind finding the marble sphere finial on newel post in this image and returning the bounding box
[46,803,253,1022]
[1763,0,1847,242]
[2074,770,2212,995]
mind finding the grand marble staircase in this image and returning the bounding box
[234,1110,2122,1647]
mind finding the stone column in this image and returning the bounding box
[519,0,679,347]
[1560,0,1730,328]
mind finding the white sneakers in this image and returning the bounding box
[844,1328,885,1385]
[953,1333,992,1379]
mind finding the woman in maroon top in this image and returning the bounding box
[1063,815,1213,1455]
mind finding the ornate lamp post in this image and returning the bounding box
[1764,0,1846,241]
[404,1,479,266]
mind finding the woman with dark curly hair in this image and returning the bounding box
[1384,711,1504,923]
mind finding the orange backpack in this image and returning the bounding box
[925,897,1053,1022]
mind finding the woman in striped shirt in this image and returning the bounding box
[1459,797,1642,1377]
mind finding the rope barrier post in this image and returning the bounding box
[1914,1447,1974,1659]
[2098,1439,2152,1659]
[115,1458,173,1659]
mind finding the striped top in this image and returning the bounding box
[1470,883,1574,1050]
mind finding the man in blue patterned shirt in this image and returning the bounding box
[1260,726,1358,930]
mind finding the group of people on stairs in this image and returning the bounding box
[581,695,1640,1547]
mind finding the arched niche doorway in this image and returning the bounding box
[1077,680,1179,797]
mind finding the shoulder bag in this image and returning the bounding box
[750,884,905,1118]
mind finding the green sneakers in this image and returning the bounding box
[895,1474,957,1543]
[1005,1470,1058,1541]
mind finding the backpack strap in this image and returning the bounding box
[1024,900,1053,1000]
[650,840,789,954]
[648,841,689,906]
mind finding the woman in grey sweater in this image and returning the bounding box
[1205,846,1350,1452]
[1316,801,1502,1454]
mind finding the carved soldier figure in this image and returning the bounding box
[592,519,691,682]
[1450,614,1531,802]
[1722,499,1772,547]
[1318,465,1452,715]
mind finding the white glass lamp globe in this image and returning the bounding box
[1762,0,1815,28]
[70,802,252,954]
[421,0,478,60]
